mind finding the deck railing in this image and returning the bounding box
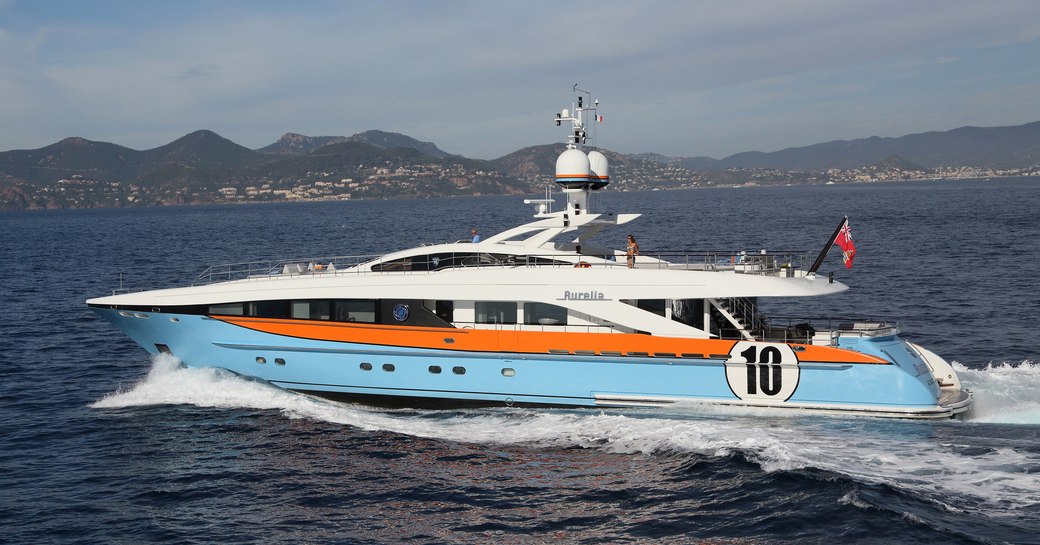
[748,316,901,344]
[193,255,380,285]
[192,250,814,286]
[640,250,812,274]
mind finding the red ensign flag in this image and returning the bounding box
[836,219,856,268]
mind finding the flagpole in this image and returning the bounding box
[808,215,848,275]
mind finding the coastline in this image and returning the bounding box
[3,173,1038,213]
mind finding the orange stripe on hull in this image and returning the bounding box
[212,316,888,364]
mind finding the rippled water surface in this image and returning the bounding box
[2,178,1039,544]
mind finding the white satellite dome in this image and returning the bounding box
[587,150,609,189]
[555,148,590,188]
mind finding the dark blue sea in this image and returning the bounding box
[2,178,1039,544]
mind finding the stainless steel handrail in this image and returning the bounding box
[192,249,814,285]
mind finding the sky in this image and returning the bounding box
[2,0,1039,160]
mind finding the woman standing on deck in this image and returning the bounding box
[626,234,639,268]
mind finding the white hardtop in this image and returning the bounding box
[362,207,638,270]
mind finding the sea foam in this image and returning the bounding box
[91,354,1040,519]
[954,361,1040,424]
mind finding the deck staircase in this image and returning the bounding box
[710,297,766,341]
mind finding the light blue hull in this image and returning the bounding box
[93,308,965,417]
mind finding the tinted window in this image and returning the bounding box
[209,303,244,315]
[334,300,376,323]
[524,302,568,326]
[248,300,291,318]
[637,299,667,317]
[372,257,422,272]
[435,300,454,322]
[290,300,331,320]
[475,301,517,324]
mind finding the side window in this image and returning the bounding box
[247,300,290,318]
[371,256,440,272]
[435,300,454,323]
[636,299,667,317]
[371,257,414,272]
[334,300,377,323]
[209,303,244,315]
[524,302,568,326]
[311,300,331,320]
[292,300,331,320]
[475,301,517,324]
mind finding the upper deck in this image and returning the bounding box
[191,247,817,286]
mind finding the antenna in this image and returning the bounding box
[523,186,555,217]
[552,87,609,211]
[556,84,600,150]
[573,84,592,109]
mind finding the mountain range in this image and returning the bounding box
[1,120,1038,209]
[677,121,1040,171]
[0,129,480,189]
[256,130,455,158]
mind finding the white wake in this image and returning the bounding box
[954,361,1040,424]
[92,354,1040,519]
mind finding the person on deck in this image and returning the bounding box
[471,228,481,243]
[626,234,639,268]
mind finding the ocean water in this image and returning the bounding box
[2,178,1039,544]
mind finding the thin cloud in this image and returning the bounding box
[1,0,1039,158]
[170,63,220,81]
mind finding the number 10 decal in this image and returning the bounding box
[724,342,800,402]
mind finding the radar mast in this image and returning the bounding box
[554,86,608,217]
